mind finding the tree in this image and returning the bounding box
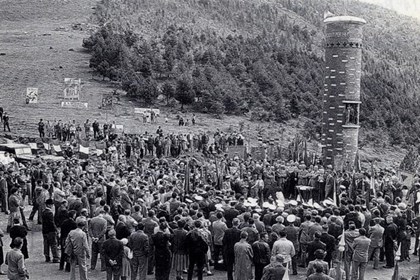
[175,78,195,110]
[162,82,175,105]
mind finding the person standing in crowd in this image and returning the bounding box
[320,224,335,268]
[261,254,286,280]
[351,228,371,280]
[307,263,334,280]
[171,220,188,280]
[142,210,158,275]
[5,237,29,280]
[222,218,241,280]
[185,220,208,280]
[60,210,77,272]
[3,112,10,132]
[272,230,295,267]
[38,119,45,138]
[89,209,107,271]
[307,249,329,277]
[234,231,253,280]
[7,187,21,233]
[284,215,299,275]
[0,171,8,215]
[383,215,398,268]
[121,238,132,280]
[42,198,59,263]
[368,217,384,269]
[212,212,227,269]
[66,220,90,280]
[102,229,124,280]
[152,221,172,280]
[252,232,271,280]
[9,218,28,261]
[128,222,149,280]
[344,222,360,279]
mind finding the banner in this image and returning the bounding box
[61,101,88,109]
[227,146,246,159]
[134,108,160,116]
[63,78,81,100]
[26,88,39,103]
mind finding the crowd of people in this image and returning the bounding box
[0,123,417,280]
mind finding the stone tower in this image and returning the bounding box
[321,16,366,168]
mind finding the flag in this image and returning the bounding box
[333,179,338,206]
[391,260,399,280]
[304,139,309,166]
[371,162,376,198]
[184,160,190,194]
[354,150,361,173]
[28,143,37,150]
[283,262,290,280]
[79,143,89,159]
[52,144,62,155]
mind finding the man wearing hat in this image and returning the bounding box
[42,198,59,263]
[284,215,299,275]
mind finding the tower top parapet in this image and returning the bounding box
[324,16,366,25]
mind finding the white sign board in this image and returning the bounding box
[61,101,88,109]
[134,108,160,116]
[63,78,81,100]
[26,88,39,103]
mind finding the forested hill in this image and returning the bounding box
[84,0,420,147]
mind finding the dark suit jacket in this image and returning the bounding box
[128,230,149,257]
[307,239,326,262]
[222,227,241,263]
[42,207,57,234]
[60,218,77,244]
[320,232,335,261]
[102,237,124,267]
[115,222,131,240]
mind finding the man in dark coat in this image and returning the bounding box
[128,222,149,280]
[42,198,59,263]
[224,203,239,228]
[185,220,209,280]
[307,231,326,264]
[252,232,271,280]
[60,210,77,271]
[9,219,28,259]
[115,215,131,240]
[383,215,398,268]
[102,229,124,280]
[222,218,241,280]
[320,224,335,267]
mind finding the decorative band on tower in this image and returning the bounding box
[321,16,366,168]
